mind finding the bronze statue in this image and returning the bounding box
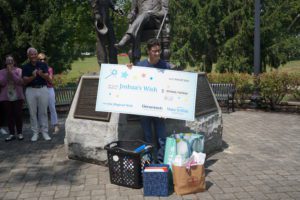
[115,0,169,64]
[90,0,124,66]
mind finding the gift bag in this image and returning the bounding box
[164,133,205,169]
[172,164,206,195]
[174,133,205,154]
[163,137,177,169]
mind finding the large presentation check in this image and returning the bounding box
[96,64,198,121]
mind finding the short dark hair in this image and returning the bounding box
[147,38,160,50]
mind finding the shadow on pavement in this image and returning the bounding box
[203,140,229,190]
[0,113,102,186]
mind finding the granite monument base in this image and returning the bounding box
[65,74,223,164]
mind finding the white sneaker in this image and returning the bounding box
[53,125,60,134]
[0,128,8,135]
[31,133,39,142]
[42,132,51,141]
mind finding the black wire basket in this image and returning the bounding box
[104,140,153,189]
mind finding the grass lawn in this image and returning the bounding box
[278,60,300,74]
[60,56,300,84]
[60,55,130,83]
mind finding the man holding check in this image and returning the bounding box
[128,38,171,163]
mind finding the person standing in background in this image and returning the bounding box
[38,53,59,134]
[0,55,24,141]
[22,48,51,141]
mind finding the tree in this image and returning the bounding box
[0,0,94,73]
[169,0,300,73]
[261,1,300,70]
[169,0,207,70]
[170,0,256,73]
[2,0,299,74]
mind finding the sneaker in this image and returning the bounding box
[5,134,16,141]
[0,128,8,135]
[53,125,60,134]
[17,134,24,140]
[31,133,39,142]
[42,132,51,141]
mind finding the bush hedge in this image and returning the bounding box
[207,71,300,109]
[53,74,80,87]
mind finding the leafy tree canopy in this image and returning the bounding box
[1,0,299,74]
[0,0,94,73]
[170,0,300,73]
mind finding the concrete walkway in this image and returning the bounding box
[0,111,299,200]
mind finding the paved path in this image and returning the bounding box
[0,111,299,200]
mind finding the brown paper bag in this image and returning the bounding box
[172,164,206,195]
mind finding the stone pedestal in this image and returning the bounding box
[65,74,223,164]
[65,75,120,164]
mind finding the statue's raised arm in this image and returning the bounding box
[90,0,124,66]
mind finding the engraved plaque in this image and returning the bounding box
[74,77,111,121]
[195,74,218,116]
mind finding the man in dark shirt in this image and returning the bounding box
[128,38,171,162]
[22,47,51,141]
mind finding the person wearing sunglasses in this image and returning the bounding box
[38,53,59,134]
[0,55,25,141]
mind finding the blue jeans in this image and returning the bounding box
[140,116,166,162]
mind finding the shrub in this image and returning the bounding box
[53,74,79,88]
[258,71,293,109]
[208,71,299,109]
[231,73,254,106]
[289,73,300,101]
[207,73,234,84]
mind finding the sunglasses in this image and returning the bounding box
[39,59,46,61]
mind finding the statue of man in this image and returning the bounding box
[90,0,124,65]
[114,0,168,63]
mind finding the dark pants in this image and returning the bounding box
[140,116,166,162]
[0,102,6,127]
[2,100,23,135]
